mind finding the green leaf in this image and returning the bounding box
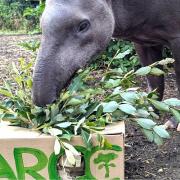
[27,78,33,88]
[49,128,63,136]
[31,107,43,115]
[4,81,12,94]
[137,118,156,130]
[54,139,61,155]
[0,88,13,97]
[85,102,99,117]
[119,104,136,115]
[81,129,93,150]
[164,98,180,107]
[74,117,86,135]
[97,134,104,147]
[14,76,22,85]
[142,129,154,142]
[68,75,84,93]
[61,91,71,101]
[67,98,84,106]
[170,108,180,123]
[158,58,175,65]
[114,49,131,59]
[149,99,170,112]
[17,90,26,100]
[86,122,96,127]
[120,91,138,103]
[2,113,17,120]
[104,138,112,149]
[65,149,76,166]
[110,68,124,75]
[96,105,103,118]
[150,111,160,119]
[79,103,88,113]
[150,67,164,76]
[136,109,150,118]
[135,66,151,76]
[154,133,164,146]
[0,113,5,119]
[12,62,19,75]
[0,105,8,111]
[63,142,80,156]
[45,109,50,122]
[51,104,59,119]
[102,101,119,113]
[4,100,13,109]
[105,79,121,89]
[56,122,72,128]
[112,87,121,95]
[60,134,72,141]
[53,114,65,122]
[153,125,170,139]
[65,108,74,114]
[89,126,105,131]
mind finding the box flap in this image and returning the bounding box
[0,120,125,139]
[0,122,50,139]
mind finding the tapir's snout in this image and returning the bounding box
[32,51,77,107]
[32,54,59,107]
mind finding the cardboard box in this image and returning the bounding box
[0,121,125,180]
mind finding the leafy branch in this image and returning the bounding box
[0,54,178,165]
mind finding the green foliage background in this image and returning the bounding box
[0,0,44,32]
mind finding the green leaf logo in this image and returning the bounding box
[94,153,118,178]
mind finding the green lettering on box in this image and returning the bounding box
[14,147,48,180]
[76,145,122,180]
[0,154,17,180]
[48,152,63,180]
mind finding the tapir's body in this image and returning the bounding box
[111,0,180,101]
[113,0,180,45]
[33,0,180,109]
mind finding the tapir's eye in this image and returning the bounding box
[77,20,90,33]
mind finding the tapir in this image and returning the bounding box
[32,0,180,129]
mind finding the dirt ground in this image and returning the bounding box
[0,35,179,180]
[125,72,180,180]
[0,35,39,85]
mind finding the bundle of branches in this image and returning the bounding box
[0,56,179,165]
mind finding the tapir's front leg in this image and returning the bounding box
[169,38,180,131]
[134,43,164,100]
[170,38,180,97]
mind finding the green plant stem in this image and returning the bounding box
[34,123,51,130]
[107,49,120,70]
